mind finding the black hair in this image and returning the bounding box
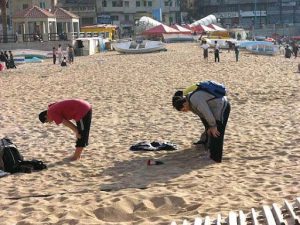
[38,110,47,123]
[172,96,186,111]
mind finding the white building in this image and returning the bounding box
[95,0,180,35]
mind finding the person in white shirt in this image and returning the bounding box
[57,44,63,63]
[201,40,210,62]
[214,41,220,62]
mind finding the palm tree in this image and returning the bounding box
[0,0,8,42]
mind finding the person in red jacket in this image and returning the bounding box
[39,99,92,161]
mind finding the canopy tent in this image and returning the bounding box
[142,24,180,36]
[191,24,215,34]
[171,24,192,34]
[208,24,227,31]
[191,15,217,27]
[183,24,214,33]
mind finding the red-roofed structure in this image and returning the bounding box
[53,7,79,19]
[14,5,55,18]
[142,24,180,37]
[12,5,80,41]
[171,24,192,34]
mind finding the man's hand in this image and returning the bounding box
[75,131,81,139]
[207,127,220,138]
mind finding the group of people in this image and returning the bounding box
[284,43,299,59]
[200,40,239,63]
[39,80,230,163]
[0,50,16,70]
[52,44,75,67]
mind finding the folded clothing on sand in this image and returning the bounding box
[130,141,177,151]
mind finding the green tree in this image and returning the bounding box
[0,0,8,42]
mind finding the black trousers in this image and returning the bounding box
[200,102,231,162]
[75,110,92,148]
[214,52,220,62]
[53,54,56,64]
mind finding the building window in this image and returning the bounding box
[136,1,140,7]
[40,2,46,8]
[112,1,123,7]
[111,15,119,21]
[148,1,152,7]
[124,1,129,7]
[125,15,129,21]
[102,0,107,7]
[143,0,147,6]
[165,0,172,6]
[23,4,29,9]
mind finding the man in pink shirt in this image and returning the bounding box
[39,99,92,161]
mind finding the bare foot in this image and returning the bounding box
[69,155,81,161]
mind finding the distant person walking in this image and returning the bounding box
[201,40,209,62]
[52,47,57,64]
[234,44,239,62]
[292,43,298,58]
[285,45,293,59]
[8,51,17,69]
[57,44,63,63]
[214,41,220,62]
[67,45,75,64]
[3,51,9,68]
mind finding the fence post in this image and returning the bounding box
[42,33,49,42]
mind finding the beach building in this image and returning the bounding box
[12,5,79,42]
[195,0,300,36]
[56,0,97,26]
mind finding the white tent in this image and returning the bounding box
[208,24,227,31]
[138,16,162,29]
[190,15,217,27]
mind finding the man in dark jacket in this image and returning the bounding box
[172,88,230,163]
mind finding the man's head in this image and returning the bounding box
[38,110,48,123]
[172,96,190,112]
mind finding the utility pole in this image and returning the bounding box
[253,0,257,38]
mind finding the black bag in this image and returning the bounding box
[19,160,47,171]
[0,138,23,173]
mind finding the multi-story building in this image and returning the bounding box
[198,0,300,30]
[95,0,181,35]
[57,0,97,26]
[10,0,57,12]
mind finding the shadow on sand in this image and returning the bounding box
[98,147,215,192]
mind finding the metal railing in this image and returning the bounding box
[21,33,70,42]
[0,35,17,43]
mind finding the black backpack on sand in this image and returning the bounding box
[0,137,47,174]
[0,137,24,173]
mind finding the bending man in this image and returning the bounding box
[172,86,230,162]
[39,99,92,161]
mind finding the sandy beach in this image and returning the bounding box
[0,42,299,225]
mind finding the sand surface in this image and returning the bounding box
[0,43,299,225]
